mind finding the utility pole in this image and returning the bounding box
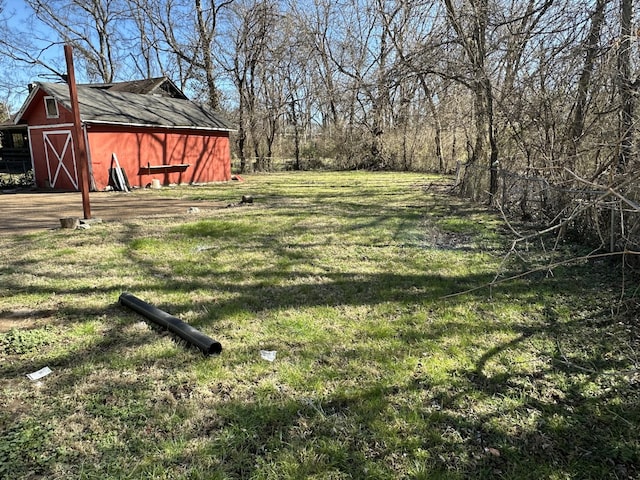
[64,44,92,219]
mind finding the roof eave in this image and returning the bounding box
[12,84,44,125]
[84,119,236,133]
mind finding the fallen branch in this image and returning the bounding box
[442,250,640,298]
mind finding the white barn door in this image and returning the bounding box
[43,130,78,190]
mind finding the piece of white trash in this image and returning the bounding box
[27,366,52,381]
[259,350,277,362]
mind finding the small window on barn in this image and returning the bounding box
[44,97,59,118]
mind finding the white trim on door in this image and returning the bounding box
[43,130,78,189]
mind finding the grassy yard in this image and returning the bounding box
[0,171,638,479]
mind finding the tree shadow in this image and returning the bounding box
[1,187,638,478]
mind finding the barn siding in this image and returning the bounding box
[86,125,231,189]
[24,90,75,126]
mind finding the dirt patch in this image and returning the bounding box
[0,189,226,235]
[0,309,57,332]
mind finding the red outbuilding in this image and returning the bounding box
[13,77,234,191]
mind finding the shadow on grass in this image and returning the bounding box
[184,305,638,479]
[3,258,635,478]
[1,179,638,478]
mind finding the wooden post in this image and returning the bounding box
[64,44,91,220]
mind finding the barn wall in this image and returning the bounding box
[24,90,75,126]
[86,125,231,189]
[23,89,80,190]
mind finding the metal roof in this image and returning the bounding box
[16,81,234,132]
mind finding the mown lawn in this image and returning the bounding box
[1,171,638,479]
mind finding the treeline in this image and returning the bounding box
[1,0,638,249]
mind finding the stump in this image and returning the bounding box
[60,217,80,229]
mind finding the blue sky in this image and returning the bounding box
[1,0,239,113]
[1,1,71,112]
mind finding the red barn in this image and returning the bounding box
[14,78,234,191]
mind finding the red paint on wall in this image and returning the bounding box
[24,90,75,126]
[86,125,231,189]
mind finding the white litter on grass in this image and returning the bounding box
[194,245,215,252]
[27,366,52,381]
[259,350,277,362]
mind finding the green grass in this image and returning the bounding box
[0,171,638,479]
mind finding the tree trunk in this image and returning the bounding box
[568,0,608,168]
[237,80,247,173]
[444,0,498,203]
[419,78,445,173]
[617,0,635,172]
[291,100,301,169]
[462,77,497,202]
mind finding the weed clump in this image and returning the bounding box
[0,326,57,355]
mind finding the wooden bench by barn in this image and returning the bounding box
[138,162,191,175]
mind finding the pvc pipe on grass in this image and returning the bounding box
[119,292,222,355]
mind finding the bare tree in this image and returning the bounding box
[311,0,398,169]
[127,0,166,78]
[0,4,67,84]
[296,0,342,131]
[133,0,233,109]
[220,0,279,171]
[442,0,498,203]
[23,0,126,82]
[567,0,609,170]
[377,0,447,171]
[617,0,637,172]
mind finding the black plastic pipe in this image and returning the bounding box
[119,292,222,355]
